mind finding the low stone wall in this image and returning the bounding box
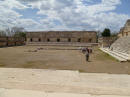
[0,37,25,47]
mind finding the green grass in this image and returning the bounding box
[21,61,47,68]
[0,64,6,67]
[79,69,86,73]
[97,49,118,61]
[22,61,36,68]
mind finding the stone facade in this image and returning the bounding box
[118,19,130,37]
[26,31,97,43]
[0,37,25,47]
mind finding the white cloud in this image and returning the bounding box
[0,6,21,29]
[27,0,129,31]
[0,0,41,30]
[102,0,121,6]
[0,0,28,9]
[0,0,129,32]
[86,0,121,14]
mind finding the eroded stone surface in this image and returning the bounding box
[0,68,130,96]
[0,88,130,97]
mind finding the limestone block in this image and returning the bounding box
[0,88,129,97]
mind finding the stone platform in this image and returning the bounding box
[0,88,129,97]
[0,68,130,96]
[100,47,130,62]
[26,42,98,47]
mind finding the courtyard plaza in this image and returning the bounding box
[0,45,130,74]
[0,45,130,97]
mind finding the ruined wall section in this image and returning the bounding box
[26,31,97,43]
[0,37,25,47]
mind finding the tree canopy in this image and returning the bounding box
[102,28,111,37]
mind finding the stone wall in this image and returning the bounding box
[26,31,97,43]
[0,37,25,47]
[118,19,130,38]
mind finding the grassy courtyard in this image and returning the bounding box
[0,46,130,74]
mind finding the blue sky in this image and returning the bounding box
[0,0,130,32]
[115,0,130,14]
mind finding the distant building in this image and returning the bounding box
[26,31,97,43]
[118,19,130,37]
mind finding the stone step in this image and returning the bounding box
[26,42,98,47]
[114,49,128,54]
[0,68,130,96]
[105,48,130,60]
[1,88,129,97]
[112,50,129,58]
[100,48,127,62]
[110,37,130,55]
[114,49,128,53]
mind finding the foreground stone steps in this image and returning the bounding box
[0,88,129,97]
[0,68,130,96]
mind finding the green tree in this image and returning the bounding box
[102,28,111,37]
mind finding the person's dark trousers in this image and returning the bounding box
[86,55,89,61]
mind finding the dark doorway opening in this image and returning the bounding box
[38,38,41,42]
[47,38,50,42]
[89,39,92,43]
[57,38,60,42]
[78,38,81,42]
[30,38,33,42]
[68,38,71,42]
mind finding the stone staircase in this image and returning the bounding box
[100,36,130,62]
[110,36,130,55]
[100,48,130,62]
[0,68,130,97]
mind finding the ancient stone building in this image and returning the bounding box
[26,31,97,43]
[100,19,130,62]
[118,19,130,37]
[0,37,25,47]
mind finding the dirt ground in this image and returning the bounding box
[0,46,130,74]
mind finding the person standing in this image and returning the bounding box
[85,48,90,62]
